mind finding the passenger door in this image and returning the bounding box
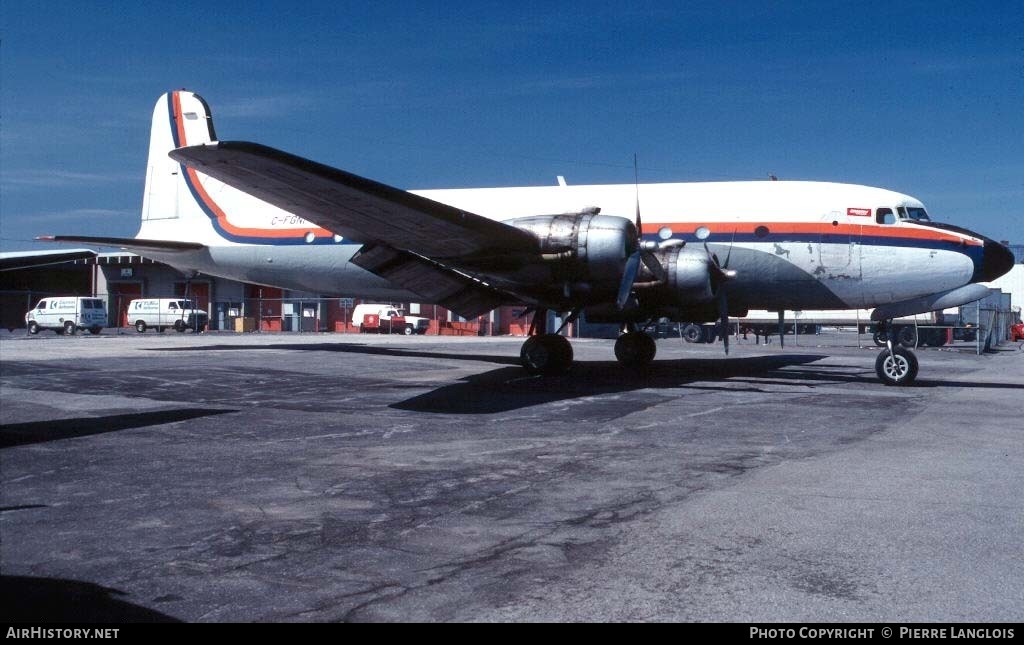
[818,211,862,278]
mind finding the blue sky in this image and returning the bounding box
[2,1,1022,252]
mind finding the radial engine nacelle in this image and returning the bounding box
[650,246,719,305]
[506,212,636,292]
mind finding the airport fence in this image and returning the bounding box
[209,298,493,336]
[974,291,1016,354]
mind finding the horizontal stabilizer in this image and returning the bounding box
[36,236,205,253]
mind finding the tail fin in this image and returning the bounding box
[137,90,329,246]
[139,91,217,230]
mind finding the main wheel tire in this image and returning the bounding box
[897,326,917,348]
[63,321,76,336]
[174,320,186,332]
[28,321,39,335]
[875,346,919,386]
[403,324,414,335]
[872,330,887,347]
[520,334,573,375]
[921,328,945,347]
[614,332,657,369]
[89,327,101,335]
[681,323,703,343]
[135,320,147,333]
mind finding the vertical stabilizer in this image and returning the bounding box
[137,90,223,252]
[136,90,328,246]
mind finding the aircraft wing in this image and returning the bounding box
[351,243,515,318]
[0,249,97,271]
[169,141,539,263]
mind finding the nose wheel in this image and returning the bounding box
[875,346,918,385]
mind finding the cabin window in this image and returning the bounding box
[876,208,896,225]
[36,300,47,310]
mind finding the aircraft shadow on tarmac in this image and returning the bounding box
[145,343,1023,415]
[392,356,1024,415]
[147,342,523,366]
[392,354,833,414]
[1,575,181,623]
[0,408,237,449]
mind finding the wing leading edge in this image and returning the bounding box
[169,141,539,263]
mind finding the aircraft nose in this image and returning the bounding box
[979,239,1015,282]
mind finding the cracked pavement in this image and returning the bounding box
[1,331,1022,621]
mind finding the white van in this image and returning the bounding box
[128,298,209,333]
[351,304,430,335]
[25,297,107,335]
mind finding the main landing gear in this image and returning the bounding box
[518,310,658,375]
[614,328,656,369]
[519,308,574,375]
[874,320,919,386]
[520,334,574,375]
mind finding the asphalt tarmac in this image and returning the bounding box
[1,330,1021,622]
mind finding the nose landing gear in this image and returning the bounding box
[875,320,919,386]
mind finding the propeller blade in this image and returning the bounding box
[615,154,650,309]
[719,289,730,355]
[617,251,642,309]
[633,153,642,231]
[640,250,667,282]
[723,228,737,269]
[777,310,785,349]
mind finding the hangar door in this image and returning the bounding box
[107,282,142,327]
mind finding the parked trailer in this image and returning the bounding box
[731,308,969,347]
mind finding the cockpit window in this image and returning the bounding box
[876,208,896,225]
[897,206,930,222]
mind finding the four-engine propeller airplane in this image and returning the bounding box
[41,90,1015,385]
